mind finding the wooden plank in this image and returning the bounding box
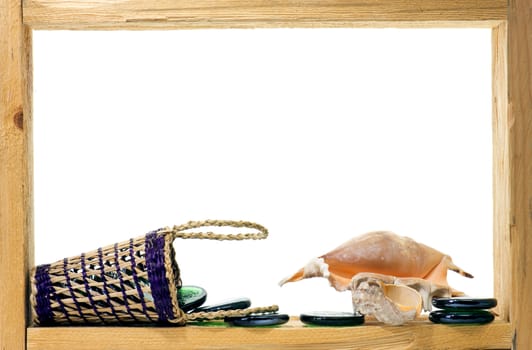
[508,0,532,348]
[0,0,33,349]
[23,0,507,30]
[492,21,510,322]
[27,320,512,350]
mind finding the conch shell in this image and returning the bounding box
[279,231,473,294]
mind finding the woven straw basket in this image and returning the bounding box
[31,220,277,326]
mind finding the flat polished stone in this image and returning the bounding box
[300,311,365,326]
[194,297,251,313]
[224,313,289,327]
[429,310,494,324]
[432,297,497,310]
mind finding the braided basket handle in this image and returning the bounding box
[186,305,279,322]
[160,220,268,241]
[158,220,273,323]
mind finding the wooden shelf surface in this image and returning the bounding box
[23,0,507,29]
[27,319,512,350]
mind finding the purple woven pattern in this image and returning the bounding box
[80,252,106,323]
[34,264,54,325]
[96,247,120,322]
[30,230,184,325]
[145,230,175,322]
[62,257,88,323]
[129,238,153,321]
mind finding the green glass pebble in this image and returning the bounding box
[178,285,207,312]
[429,310,494,324]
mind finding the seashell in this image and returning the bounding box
[279,231,473,293]
[351,275,423,325]
[350,272,454,324]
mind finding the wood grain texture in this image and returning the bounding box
[508,0,532,348]
[27,320,512,350]
[0,0,33,348]
[492,22,510,322]
[22,0,507,29]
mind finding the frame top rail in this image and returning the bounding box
[23,0,507,29]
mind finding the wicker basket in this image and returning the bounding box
[31,220,277,326]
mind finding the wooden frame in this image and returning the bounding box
[1,0,530,348]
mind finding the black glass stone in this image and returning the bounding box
[429,310,495,324]
[193,297,251,313]
[300,311,365,326]
[177,285,207,312]
[432,297,497,310]
[224,313,289,327]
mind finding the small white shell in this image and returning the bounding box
[351,276,422,325]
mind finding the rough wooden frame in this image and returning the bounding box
[1,0,530,349]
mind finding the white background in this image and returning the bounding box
[33,28,492,316]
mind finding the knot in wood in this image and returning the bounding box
[13,110,23,130]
